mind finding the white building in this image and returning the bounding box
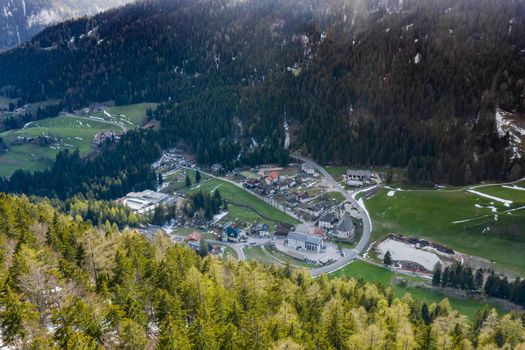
[287,232,323,253]
[318,212,335,229]
[121,190,170,214]
[301,164,315,175]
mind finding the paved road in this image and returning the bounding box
[207,240,246,260]
[292,155,375,277]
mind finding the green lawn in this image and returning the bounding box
[325,191,346,204]
[265,245,317,268]
[0,103,157,178]
[0,116,122,177]
[324,166,348,181]
[244,246,275,265]
[474,184,525,204]
[162,169,209,193]
[366,187,525,275]
[223,246,238,259]
[89,103,157,128]
[330,260,504,320]
[184,178,300,226]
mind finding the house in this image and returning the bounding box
[243,178,259,190]
[298,192,311,203]
[286,197,300,208]
[305,201,330,218]
[258,167,282,177]
[286,232,323,253]
[345,170,372,186]
[211,163,223,173]
[318,212,335,229]
[223,225,242,242]
[186,232,202,250]
[265,171,280,185]
[278,178,296,191]
[301,164,315,175]
[334,213,356,240]
[252,223,270,237]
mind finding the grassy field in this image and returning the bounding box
[366,187,525,275]
[0,116,122,177]
[330,260,505,320]
[184,178,300,226]
[324,166,348,181]
[89,103,157,128]
[223,246,238,259]
[244,246,275,265]
[0,103,156,178]
[161,169,209,193]
[474,184,525,204]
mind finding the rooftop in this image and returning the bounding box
[287,232,323,245]
[337,213,353,232]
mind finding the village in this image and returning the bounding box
[116,148,383,269]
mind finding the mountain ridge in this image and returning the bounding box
[1,0,525,189]
[0,0,133,49]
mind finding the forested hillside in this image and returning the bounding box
[1,193,525,349]
[1,0,525,188]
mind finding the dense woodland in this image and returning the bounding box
[0,130,160,199]
[433,263,525,309]
[0,101,64,132]
[0,0,523,190]
[1,193,525,349]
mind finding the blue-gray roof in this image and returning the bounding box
[337,213,353,232]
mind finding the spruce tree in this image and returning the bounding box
[383,251,392,266]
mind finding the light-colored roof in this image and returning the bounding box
[287,232,322,245]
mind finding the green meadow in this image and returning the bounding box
[89,103,158,128]
[0,103,156,178]
[365,187,525,275]
[183,176,300,226]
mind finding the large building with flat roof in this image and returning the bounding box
[287,232,323,253]
[121,190,170,214]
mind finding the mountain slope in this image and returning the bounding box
[0,0,133,49]
[1,193,525,349]
[0,0,525,188]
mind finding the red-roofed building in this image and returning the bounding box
[187,232,202,242]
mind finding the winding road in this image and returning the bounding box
[292,155,375,276]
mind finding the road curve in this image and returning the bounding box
[292,155,374,277]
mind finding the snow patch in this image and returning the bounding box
[474,204,497,213]
[284,118,290,150]
[378,239,441,271]
[495,109,524,159]
[468,189,513,207]
[414,53,421,64]
[502,185,525,191]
